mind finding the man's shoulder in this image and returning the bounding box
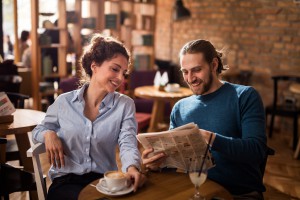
[225,82,255,94]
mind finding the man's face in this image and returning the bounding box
[180,53,216,95]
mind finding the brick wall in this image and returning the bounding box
[155,0,300,106]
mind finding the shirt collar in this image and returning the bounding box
[71,83,115,109]
[71,83,88,102]
[102,92,114,109]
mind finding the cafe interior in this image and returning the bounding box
[1,0,300,199]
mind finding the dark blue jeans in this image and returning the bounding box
[47,172,103,200]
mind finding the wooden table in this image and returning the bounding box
[0,108,45,200]
[79,171,232,200]
[289,83,300,159]
[134,86,193,132]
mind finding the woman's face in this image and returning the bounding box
[91,54,129,93]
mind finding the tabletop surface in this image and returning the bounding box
[0,109,45,135]
[79,171,232,200]
[290,83,300,94]
[134,86,193,101]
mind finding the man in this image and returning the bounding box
[142,39,267,199]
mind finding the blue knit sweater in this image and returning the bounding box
[170,82,267,195]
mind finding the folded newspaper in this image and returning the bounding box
[137,123,214,172]
[0,92,15,116]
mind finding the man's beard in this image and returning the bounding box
[188,71,213,95]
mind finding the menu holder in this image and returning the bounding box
[0,92,16,123]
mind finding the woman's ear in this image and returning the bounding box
[91,62,97,73]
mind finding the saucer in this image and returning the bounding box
[96,180,134,197]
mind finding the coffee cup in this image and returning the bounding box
[165,83,180,92]
[99,171,128,192]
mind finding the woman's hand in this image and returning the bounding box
[44,130,65,168]
[142,148,166,171]
[126,166,147,192]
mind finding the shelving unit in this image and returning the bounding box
[31,0,69,110]
[30,0,156,110]
[132,0,156,71]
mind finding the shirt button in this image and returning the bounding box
[86,136,90,140]
[86,148,89,152]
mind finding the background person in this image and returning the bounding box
[142,39,267,200]
[32,34,146,200]
[19,30,30,59]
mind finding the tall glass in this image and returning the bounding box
[188,157,208,200]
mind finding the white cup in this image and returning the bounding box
[165,83,180,92]
[99,171,128,192]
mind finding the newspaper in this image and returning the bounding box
[0,92,16,116]
[137,123,214,172]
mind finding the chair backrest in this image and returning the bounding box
[271,75,300,107]
[27,143,47,200]
[0,75,23,93]
[6,92,29,108]
[260,146,275,176]
[129,70,157,90]
[59,76,80,93]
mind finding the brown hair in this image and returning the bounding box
[179,39,227,74]
[79,33,131,82]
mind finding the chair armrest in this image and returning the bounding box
[27,143,45,157]
[0,138,7,144]
[26,142,47,200]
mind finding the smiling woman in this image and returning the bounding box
[31,34,146,200]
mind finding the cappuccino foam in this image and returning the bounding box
[106,172,125,179]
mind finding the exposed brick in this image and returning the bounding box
[256,7,282,15]
[156,0,300,104]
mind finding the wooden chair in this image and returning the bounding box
[261,146,275,176]
[265,75,300,150]
[27,143,47,200]
[0,138,37,200]
[0,75,22,93]
[6,92,29,109]
[129,70,160,132]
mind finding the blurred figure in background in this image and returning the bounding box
[19,30,30,59]
[3,34,14,59]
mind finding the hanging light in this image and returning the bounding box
[173,0,191,21]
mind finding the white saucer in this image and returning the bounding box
[96,181,134,197]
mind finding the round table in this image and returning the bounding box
[134,86,193,132]
[79,171,232,200]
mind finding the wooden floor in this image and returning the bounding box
[7,130,300,200]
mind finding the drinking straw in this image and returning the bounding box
[198,133,213,177]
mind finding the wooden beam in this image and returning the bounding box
[31,0,41,110]
[13,0,20,62]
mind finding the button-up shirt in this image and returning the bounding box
[32,84,141,181]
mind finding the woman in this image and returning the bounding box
[32,34,145,199]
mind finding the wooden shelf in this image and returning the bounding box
[40,44,67,48]
[31,0,69,110]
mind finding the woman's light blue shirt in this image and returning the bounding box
[32,84,141,181]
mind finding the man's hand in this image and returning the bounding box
[142,148,166,171]
[44,130,65,168]
[199,129,216,146]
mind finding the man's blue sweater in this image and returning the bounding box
[170,82,267,195]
